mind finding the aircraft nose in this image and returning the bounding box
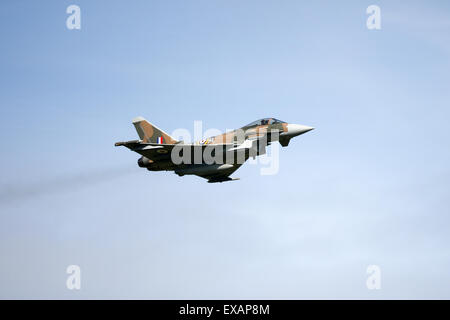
[287,124,314,137]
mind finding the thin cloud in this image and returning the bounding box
[0,165,137,205]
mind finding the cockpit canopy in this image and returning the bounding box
[244,118,285,127]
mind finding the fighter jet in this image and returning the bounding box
[115,117,313,183]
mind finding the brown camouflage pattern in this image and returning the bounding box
[133,119,178,144]
[115,117,297,183]
[197,119,288,145]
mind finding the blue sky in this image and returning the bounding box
[1,0,449,298]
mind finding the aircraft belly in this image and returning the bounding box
[174,163,235,176]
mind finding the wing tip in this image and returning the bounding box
[114,140,141,147]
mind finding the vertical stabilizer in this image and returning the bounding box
[132,116,178,144]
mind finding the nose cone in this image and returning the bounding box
[287,124,314,137]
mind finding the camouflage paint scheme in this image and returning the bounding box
[115,117,313,183]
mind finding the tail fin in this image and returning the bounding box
[132,116,178,144]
